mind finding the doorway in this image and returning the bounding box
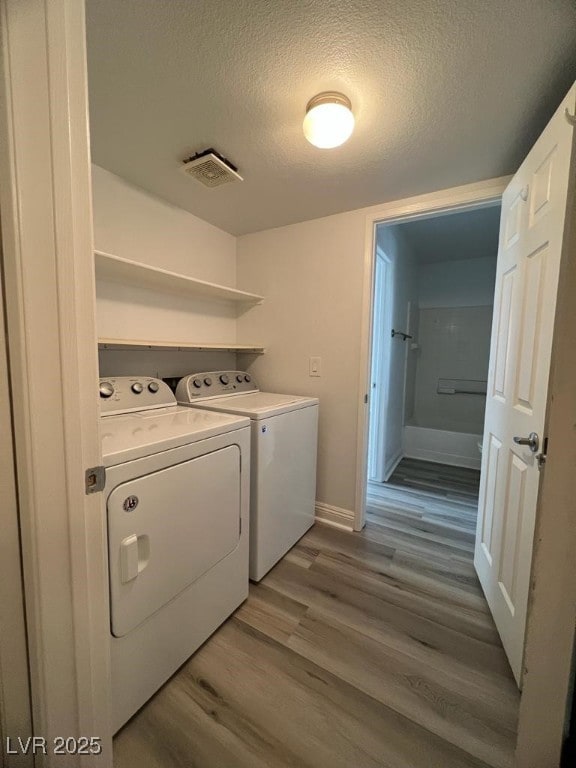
[361,205,521,766]
[367,205,501,496]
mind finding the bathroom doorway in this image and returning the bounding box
[366,204,501,517]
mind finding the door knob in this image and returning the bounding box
[513,432,539,453]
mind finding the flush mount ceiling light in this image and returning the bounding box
[303,92,355,149]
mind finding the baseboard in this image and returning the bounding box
[383,450,403,482]
[404,448,481,470]
[315,502,355,531]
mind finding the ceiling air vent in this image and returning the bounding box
[181,148,243,188]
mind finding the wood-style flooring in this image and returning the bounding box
[114,459,519,768]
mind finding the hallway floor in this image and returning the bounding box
[114,459,519,768]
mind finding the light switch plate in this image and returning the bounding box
[309,356,321,377]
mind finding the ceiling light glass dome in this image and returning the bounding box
[303,92,355,149]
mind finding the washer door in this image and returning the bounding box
[108,445,241,637]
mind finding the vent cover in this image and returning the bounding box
[181,149,243,187]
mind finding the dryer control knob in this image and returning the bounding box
[204,377,213,386]
[244,374,251,383]
[99,381,114,398]
[219,374,229,385]
[193,379,202,389]
[148,381,160,393]
[236,374,243,383]
[131,382,143,394]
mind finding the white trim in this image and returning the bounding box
[354,216,377,530]
[0,1,112,764]
[354,176,509,531]
[383,450,403,482]
[0,242,32,762]
[367,248,394,483]
[315,502,355,531]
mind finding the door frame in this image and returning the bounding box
[355,176,509,530]
[367,246,393,482]
[0,1,112,765]
[0,234,33,763]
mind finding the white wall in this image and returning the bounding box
[92,165,238,376]
[375,225,417,476]
[411,256,496,435]
[97,348,236,380]
[92,165,236,283]
[404,301,419,422]
[418,257,497,309]
[237,210,367,513]
[411,305,494,433]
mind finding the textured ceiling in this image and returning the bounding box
[393,205,501,264]
[86,0,576,236]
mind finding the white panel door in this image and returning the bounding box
[475,84,576,684]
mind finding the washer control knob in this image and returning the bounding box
[99,381,114,398]
[148,381,160,393]
[131,382,143,394]
[236,374,243,383]
[244,374,251,383]
[193,379,202,389]
[204,377,212,386]
[219,374,229,385]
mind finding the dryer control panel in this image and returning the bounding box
[176,371,258,402]
[99,377,176,416]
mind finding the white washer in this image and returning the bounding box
[99,376,250,732]
[175,371,318,581]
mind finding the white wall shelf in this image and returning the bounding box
[94,250,264,304]
[98,338,265,354]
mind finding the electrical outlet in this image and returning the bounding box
[309,356,321,377]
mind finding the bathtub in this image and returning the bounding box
[403,424,482,470]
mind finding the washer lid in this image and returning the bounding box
[185,391,319,420]
[101,405,249,466]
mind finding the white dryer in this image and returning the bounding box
[99,376,250,731]
[175,371,318,581]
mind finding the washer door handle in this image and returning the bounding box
[120,534,150,583]
[120,534,139,582]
